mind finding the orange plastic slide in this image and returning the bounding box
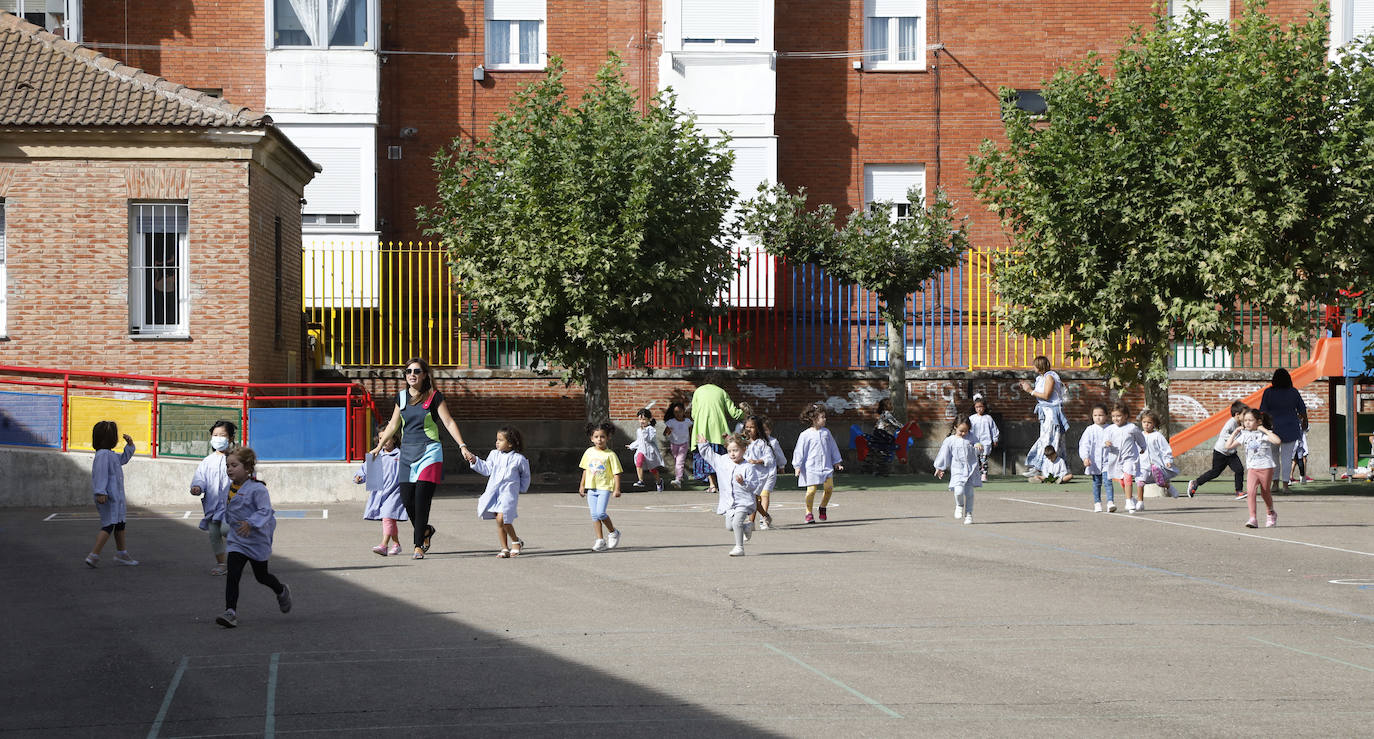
[1169,336,1345,455]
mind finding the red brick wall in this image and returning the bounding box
[247,162,307,384]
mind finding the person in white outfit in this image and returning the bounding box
[1138,410,1181,499]
[934,417,981,525]
[698,434,765,556]
[627,408,665,491]
[464,427,532,557]
[793,403,844,524]
[1078,404,1115,511]
[968,395,1000,482]
[1103,401,1148,513]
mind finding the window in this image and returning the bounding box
[129,203,189,336]
[273,0,370,48]
[0,1,74,36]
[682,0,761,45]
[864,0,925,71]
[1335,0,1374,48]
[299,147,361,229]
[485,0,545,69]
[864,164,925,223]
[1170,0,1229,24]
[0,199,7,337]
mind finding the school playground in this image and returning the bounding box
[4,476,1371,738]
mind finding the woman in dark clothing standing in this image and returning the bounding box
[372,358,471,559]
[1258,368,1308,494]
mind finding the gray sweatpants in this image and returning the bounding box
[725,506,755,548]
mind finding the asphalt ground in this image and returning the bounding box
[3,475,1372,738]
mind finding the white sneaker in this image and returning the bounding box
[84,553,99,568]
[606,530,621,550]
[1093,502,1103,513]
[757,518,769,530]
[1135,500,1145,512]
[113,552,139,566]
[954,506,965,520]
[963,514,973,525]
[742,523,753,542]
[1125,499,1136,512]
[728,546,745,556]
[1106,500,1117,512]
[592,538,607,552]
[215,609,238,628]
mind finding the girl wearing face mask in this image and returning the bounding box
[190,420,237,575]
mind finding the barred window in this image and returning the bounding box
[129,203,188,336]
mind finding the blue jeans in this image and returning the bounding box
[1090,473,1112,503]
[586,489,612,520]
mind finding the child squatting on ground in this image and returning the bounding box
[1029,444,1073,484]
[627,408,665,491]
[698,433,766,556]
[934,416,982,525]
[190,420,237,574]
[793,403,843,524]
[465,427,531,557]
[355,431,406,556]
[579,422,623,552]
[86,421,138,568]
[1079,404,1115,511]
[216,447,291,628]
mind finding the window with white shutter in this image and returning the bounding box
[300,147,362,228]
[1336,0,1374,47]
[485,0,546,69]
[864,164,925,223]
[682,0,761,45]
[864,0,926,71]
[1170,0,1230,23]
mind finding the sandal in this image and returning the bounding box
[496,549,510,558]
[511,540,524,556]
[209,564,227,576]
[421,525,435,553]
[412,548,425,560]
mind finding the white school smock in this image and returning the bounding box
[933,435,982,492]
[225,479,277,561]
[1077,424,1112,475]
[628,425,664,468]
[698,443,763,514]
[1104,423,1146,479]
[92,442,136,527]
[746,438,778,492]
[1141,430,1180,477]
[1039,456,1068,479]
[473,448,531,521]
[968,413,999,450]
[1212,417,1241,456]
[357,449,407,521]
[769,438,788,470]
[792,427,842,487]
[664,418,693,446]
[191,451,231,530]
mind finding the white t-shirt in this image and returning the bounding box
[664,418,693,445]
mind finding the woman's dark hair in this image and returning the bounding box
[1270,367,1293,390]
[636,408,657,426]
[497,426,524,453]
[91,420,119,451]
[210,419,238,440]
[1230,400,1249,416]
[744,414,770,442]
[667,401,686,419]
[585,421,616,439]
[403,357,434,394]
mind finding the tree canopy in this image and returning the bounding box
[968,0,1374,422]
[418,55,741,423]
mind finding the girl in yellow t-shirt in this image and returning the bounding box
[578,422,624,552]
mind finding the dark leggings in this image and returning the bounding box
[1193,450,1244,492]
[225,552,283,610]
[400,480,437,549]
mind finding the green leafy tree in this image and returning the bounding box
[741,184,968,422]
[969,1,1371,427]
[418,55,741,424]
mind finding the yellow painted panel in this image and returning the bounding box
[68,396,153,455]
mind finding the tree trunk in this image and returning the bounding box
[1144,375,1170,435]
[880,297,908,423]
[584,357,610,426]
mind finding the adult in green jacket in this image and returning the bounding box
[691,375,744,492]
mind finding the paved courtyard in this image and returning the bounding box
[3,477,1372,737]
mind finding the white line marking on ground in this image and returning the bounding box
[265,653,280,738]
[1002,498,1374,558]
[1336,636,1374,648]
[322,509,328,519]
[182,512,190,519]
[762,642,903,718]
[146,656,188,739]
[1248,637,1374,673]
[43,513,56,522]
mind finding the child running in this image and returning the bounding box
[190,420,236,573]
[465,427,531,557]
[1029,445,1073,483]
[627,408,665,491]
[1291,420,1313,484]
[1187,400,1247,499]
[698,433,766,556]
[216,448,290,628]
[968,394,1000,482]
[85,421,138,568]
[578,422,623,552]
[743,415,775,531]
[1225,409,1282,528]
[934,416,981,524]
[355,431,405,556]
[1139,410,1181,499]
[1078,404,1115,512]
[1103,401,1148,513]
[663,402,693,488]
[793,403,843,524]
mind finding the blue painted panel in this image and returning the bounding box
[1343,322,1373,377]
[0,391,63,448]
[248,407,346,461]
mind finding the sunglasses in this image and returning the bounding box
[404,367,424,375]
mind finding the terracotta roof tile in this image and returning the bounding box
[0,11,267,128]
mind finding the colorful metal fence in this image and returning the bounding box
[305,243,1321,372]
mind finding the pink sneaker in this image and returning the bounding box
[1244,517,1258,528]
[818,507,828,522]
[804,513,815,524]
[387,543,403,556]
[1265,511,1277,528]
[372,545,388,556]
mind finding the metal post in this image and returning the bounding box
[1347,378,1358,480]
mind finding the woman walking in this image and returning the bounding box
[1018,356,1069,475]
[1258,368,1308,494]
[372,357,470,560]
